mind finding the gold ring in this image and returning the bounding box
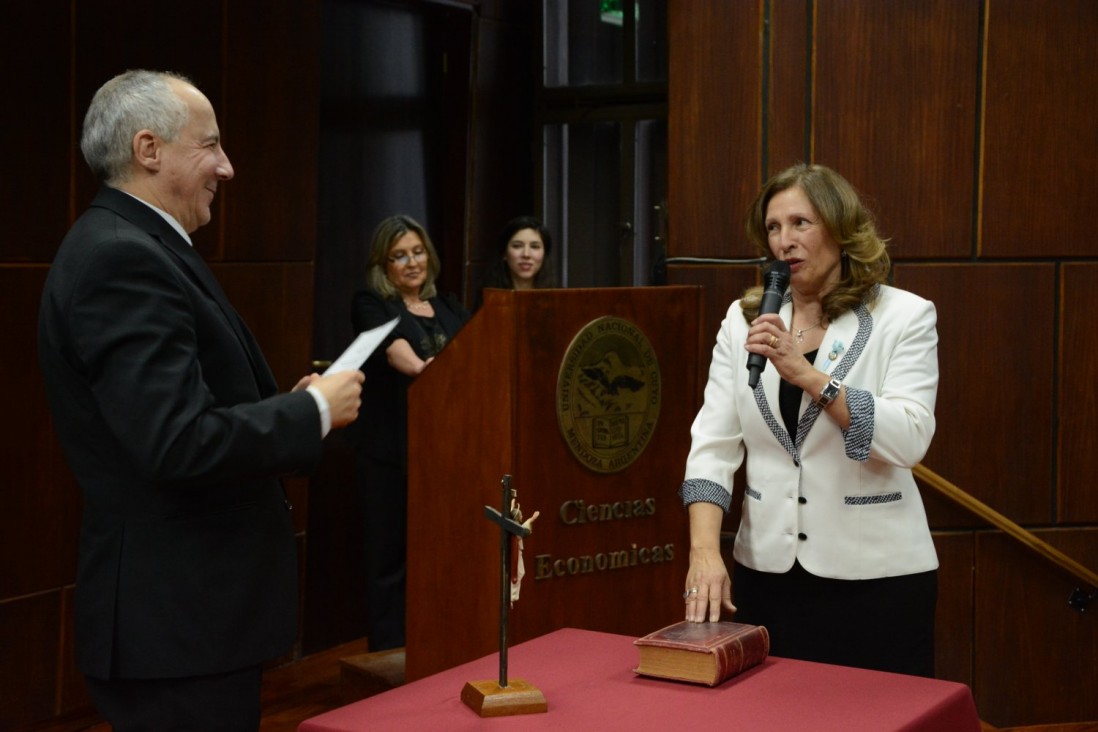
[770,335,779,348]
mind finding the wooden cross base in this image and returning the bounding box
[460,679,548,717]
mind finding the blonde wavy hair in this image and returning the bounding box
[365,215,441,300]
[740,164,890,323]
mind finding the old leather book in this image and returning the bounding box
[633,620,770,686]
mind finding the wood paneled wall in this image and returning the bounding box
[667,1,1097,727]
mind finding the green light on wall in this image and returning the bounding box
[600,0,638,27]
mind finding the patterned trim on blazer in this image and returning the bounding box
[753,297,875,464]
[679,478,733,512]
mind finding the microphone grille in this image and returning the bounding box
[765,259,791,286]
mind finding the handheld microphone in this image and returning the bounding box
[746,260,791,389]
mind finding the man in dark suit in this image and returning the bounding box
[37,69,364,730]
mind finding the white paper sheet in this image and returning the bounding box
[323,317,400,375]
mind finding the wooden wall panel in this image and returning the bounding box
[73,1,224,259]
[668,0,762,259]
[57,586,93,718]
[974,528,1098,726]
[919,482,986,531]
[666,264,759,387]
[1,268,80,599]
[213,263,316,393]
[300,435,368,655]
[0,3,71,262]
[814,0,979,260]
[932,531,975,687]
[982,0,1098,258]
[0,592,62,728]
[223,3,322,263]
[767,0,811,173]
[897,264,1054,525]
[1059,263,1098,522]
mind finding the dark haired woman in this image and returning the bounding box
[476,216,554,309]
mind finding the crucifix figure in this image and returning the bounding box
[460,475,547,717]
[482,474,539,686]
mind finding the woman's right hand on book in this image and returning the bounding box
[684,502,736,623]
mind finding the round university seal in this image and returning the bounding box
[556,316,661,473]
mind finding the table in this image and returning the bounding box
[299,628,981,731]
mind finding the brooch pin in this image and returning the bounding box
[821,340,845,371]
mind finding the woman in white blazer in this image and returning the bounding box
[681,164,939,677]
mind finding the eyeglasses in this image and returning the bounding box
[388,249,428,266]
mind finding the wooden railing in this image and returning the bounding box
[914,463,1098,609]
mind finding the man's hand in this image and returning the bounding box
[308,370,365,428]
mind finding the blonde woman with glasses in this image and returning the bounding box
[350,214,470,651]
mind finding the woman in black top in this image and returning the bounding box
[350,214,470,650]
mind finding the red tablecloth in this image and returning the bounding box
[299,628,981,732]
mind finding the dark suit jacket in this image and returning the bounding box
[38,187,323,680]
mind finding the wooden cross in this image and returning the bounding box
[460,474,547,717]
[482,474,531,688]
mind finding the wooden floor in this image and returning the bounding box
[257,637,373,732]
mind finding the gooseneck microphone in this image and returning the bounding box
[746,260,791,389]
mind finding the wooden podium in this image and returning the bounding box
[405,286,703,681]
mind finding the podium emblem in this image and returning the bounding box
[557,316,661,473]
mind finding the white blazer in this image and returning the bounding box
[684,285,939,579]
